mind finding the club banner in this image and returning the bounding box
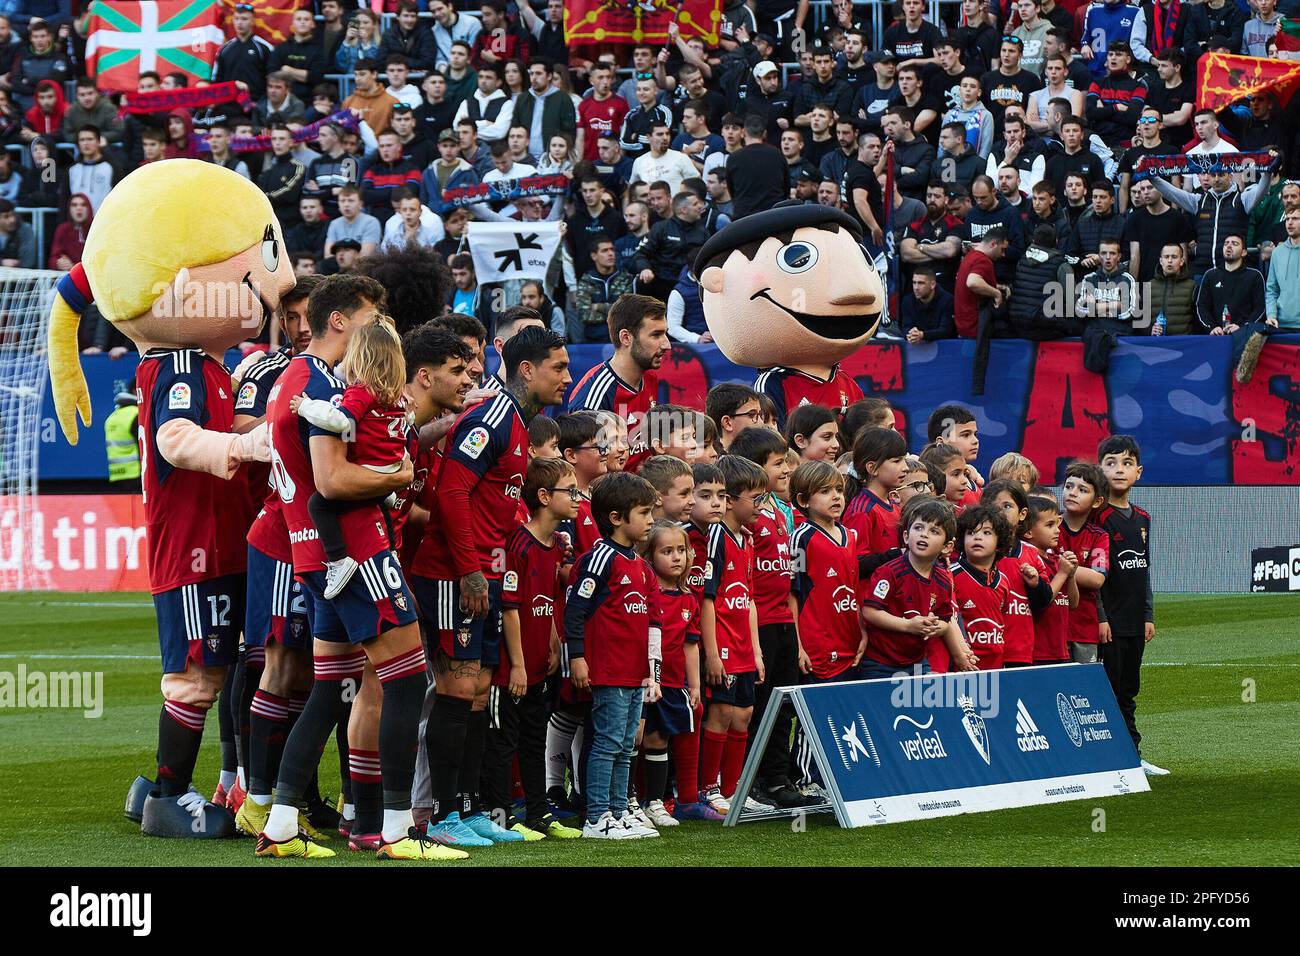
[36,335,1300,485]
[85,1,226,93]
[219,0,305,45]
[116,80,254,117]
[441,174,571,208]
[731,664,1147,828]
[196,109,359,154]
[1134,150,1277,177]
[564,0,722,46]
[1197,53,1300,110]
[467,221,564,283]
[1250,546,1300,592]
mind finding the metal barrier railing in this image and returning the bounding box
[14,206,54,266]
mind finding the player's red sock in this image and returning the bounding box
[721,730,749,797]
[699,728,728,798]
[247,690,290,796]
[672,730,700,805]
[349,748,382,835]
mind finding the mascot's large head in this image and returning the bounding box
[693,202,883,372]
[48,159,296,443]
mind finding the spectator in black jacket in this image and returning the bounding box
[258,124,307,230]
[792,47,854,127]
[213,6,274,102]
[1195,233,1266,334]
[379,2,437,73]
[284,195,329,260]
[901,267,956,342]
[8,19,71,108]
[1068,180,1129,271]
[726,113,788,218]
[631,191,709,301]
[881,104,934,201]
[1025,180,1071,248]
[271,7,325,103]
[966,174,1026,279]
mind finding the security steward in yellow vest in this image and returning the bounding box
[104,385,141,491]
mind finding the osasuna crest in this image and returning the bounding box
[457,627,471,647]
[958,695,990,765]
[206,634,221,653]
[394,593,408,612]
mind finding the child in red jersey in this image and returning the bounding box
[528,415,561,460]
[926,403,983,506]
[950,504,1014,671]
[920,441,971,513]
[640,455,695,524]
[1026,495,1078,664]
[639,521,718,823]
[290,320,410,600]
[586,409,629,473]
[697,455,767,816]
[784,404,842,463]
[861,496,979,678]
[645,404,702,463]
[1059,461,1110,663]
[685,461,726,593]
[844,426,909,557]
[557,413,609,558]
[731,427,804,809]
[483,457,584,840]
[566,472,663,839]
[982,480,1053,668]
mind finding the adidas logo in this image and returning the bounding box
[760,526,771,536]
[726,562,734,571]
[1015,698,1050,752]
[827,567,837,577]
[620,575,631,585]
[963,599,977,609]
[583,517,593,525]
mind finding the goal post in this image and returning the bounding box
[0,267,63,592]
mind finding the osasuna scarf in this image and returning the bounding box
[195,110,360,154]
[1135,151,1278,177]
[1150,0,1182,55]
[442,173,571,207]
[117,82,253,117]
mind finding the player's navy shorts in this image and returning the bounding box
[644,686,695,737]
[244,545,311,651]
[410,575,505,667]
[299,549,417,645]
[705,670,756,707]
[153,573,246,674]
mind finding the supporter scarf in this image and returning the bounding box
[1151,0,1181,55]
[442,173,572,208]
[117,82,254,117]
[1134,151,1278,177]
[195,110,360,154]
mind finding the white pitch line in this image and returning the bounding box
[5,601,156,608]
[0,653,156,661]
[1144,662,1300,668]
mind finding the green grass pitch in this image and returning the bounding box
[1,592,1296,867]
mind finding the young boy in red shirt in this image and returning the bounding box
[950,505,1013,671]
[1059,461,1110,663]
[557,413,610,558]
[1026,495,1078,664]
[981,480,1053,668]
[685,461,726,593]
[640,454,695,524]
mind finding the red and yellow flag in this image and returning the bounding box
[564,0,722,47]
[219,0,305,45]
[1197,52,1300,110]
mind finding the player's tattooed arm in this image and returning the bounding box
[460,570,489,617]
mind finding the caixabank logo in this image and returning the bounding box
[1250,546,1300,592]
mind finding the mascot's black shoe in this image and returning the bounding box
[124,775,156,823]
[141,789,236,838]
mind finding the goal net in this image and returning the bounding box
[0,267,61,592]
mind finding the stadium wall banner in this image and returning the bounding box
[729,664,1148,828]
[35,335,1300,485]
[1249,546,1300,592]
[4,495,150,592]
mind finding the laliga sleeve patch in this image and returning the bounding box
[459,426,490,460]
[168,382,191,410]
[704,561,714,579]
[235,381,258,410]
[873,578,890,600]
[577,577,596,599]
[503,570,519,594]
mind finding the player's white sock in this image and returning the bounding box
[219,769,237,790]
[249,792,273,807]
[264,803,300,841]
[342,802,356,822]
[382,808,414,843]
[236,766,246,789]
[546,711,580,790]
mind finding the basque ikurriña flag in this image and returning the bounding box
[85,1,226,93]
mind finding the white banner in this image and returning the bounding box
[467,222,563,284]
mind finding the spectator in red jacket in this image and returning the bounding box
[48,191,93,271]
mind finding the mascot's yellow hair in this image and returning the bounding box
[48,160,278,444]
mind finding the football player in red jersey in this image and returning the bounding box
[982,480,1054,668]
[482,458,584,840]
[567,293,669,469]
[1025,495,1079,665]
[697,456,767,816]
[730,427,806,809]
[411,326,571,847]
[950,505,1014,671]
[258,275,456,861]
[1059,461,1110,664]
[844,427,909,557]
[861,497,979,678]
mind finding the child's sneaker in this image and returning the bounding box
[323,556,359,600]
[617,813,659,839]
[730,793,772,814]
[702,786,730,815]
[582,811,636,839]
[673,800,724,821]
[1141,759,1170,776]
[644,799,679,828]
[626,797,655,829]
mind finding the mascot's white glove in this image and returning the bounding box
[231,349,267,386]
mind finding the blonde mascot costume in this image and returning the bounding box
[49,160,296,838]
